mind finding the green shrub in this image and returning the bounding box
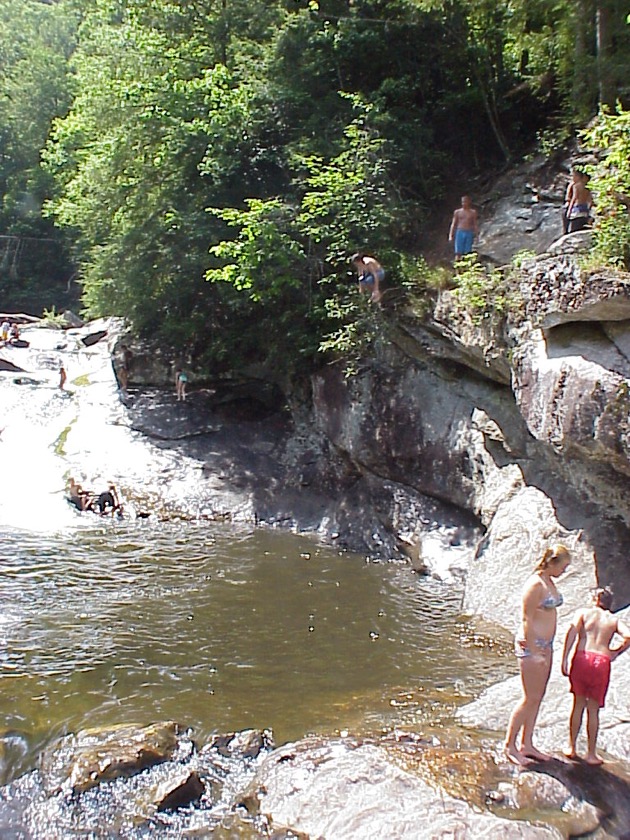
[582,108,630,269]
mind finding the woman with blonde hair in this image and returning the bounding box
[504,544,571,765]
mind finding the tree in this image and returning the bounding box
[0,0,79,310]
[583,107,630,268]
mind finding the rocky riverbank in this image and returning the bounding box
[2,154,630,836]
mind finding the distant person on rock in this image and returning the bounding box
[351,252,384,303]
[449,195,479,259]
[561,586,630,765]
[1,320,9,342]
[175,368,188,402]
[566,172,593,233]
[116,344,133,395]
[562,169,581,235]
[59,364,67,391]
[504,544,572,766]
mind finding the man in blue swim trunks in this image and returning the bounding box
[351,252,384,303]
[448,195,479,259]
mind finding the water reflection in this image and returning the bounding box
[0,521,511,782]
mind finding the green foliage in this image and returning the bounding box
[400,255,453,293]
[207,199,305,302]
[9,0,626,380]
[41,306,67,328]
[510,249,537,268]
[204,97,402,372]
[318,293,388,377]
[452,254,507,326]
[581,107,630,269]
[0,0,78,309]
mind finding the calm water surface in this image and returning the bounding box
[0,520,511,782]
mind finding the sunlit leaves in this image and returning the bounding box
[582,107,630,268]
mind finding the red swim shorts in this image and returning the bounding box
[569,650,611,707]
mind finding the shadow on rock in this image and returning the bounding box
[529,756,630,837]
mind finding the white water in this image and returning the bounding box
[0,319,201,529]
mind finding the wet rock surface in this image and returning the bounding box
[4,722,629,839]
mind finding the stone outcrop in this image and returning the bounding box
[3,722,626,838]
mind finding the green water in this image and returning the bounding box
[0,520,511,783]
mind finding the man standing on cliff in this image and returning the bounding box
[448,195,479,259]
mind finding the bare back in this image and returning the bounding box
[575,607,619,655]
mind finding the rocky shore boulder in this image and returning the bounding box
[4,723,623,839]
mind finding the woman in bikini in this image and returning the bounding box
[504,543,572,765]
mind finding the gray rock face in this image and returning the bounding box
[250,738,564,839]
[475,157,569,265]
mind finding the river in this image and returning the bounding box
[0,322,512,793]
[0,520,512,785]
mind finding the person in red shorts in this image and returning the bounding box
[561,587,630,764]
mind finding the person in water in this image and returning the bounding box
[504,543,571,765]
[561,586,630,765]
[89,484,123,517]
[67,477,91,511]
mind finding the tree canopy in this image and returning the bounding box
[1,0,629,374]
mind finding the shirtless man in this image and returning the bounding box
[566,172,593,233]
[561,587,630,765]
[67,477,90,511]
[351,252,384,303]
[448,195,479,258]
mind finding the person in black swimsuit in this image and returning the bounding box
[88,484,123,517]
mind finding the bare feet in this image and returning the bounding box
[563,748,579,761]
[585,754,604,766]
[504,745,532,766]
[521,746,551,762]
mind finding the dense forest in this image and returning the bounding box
[1,0,629,377]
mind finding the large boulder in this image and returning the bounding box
[247,737,565,839]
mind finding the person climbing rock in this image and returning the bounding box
[351,252,385,303]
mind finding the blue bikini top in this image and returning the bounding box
[541,592,563,609]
